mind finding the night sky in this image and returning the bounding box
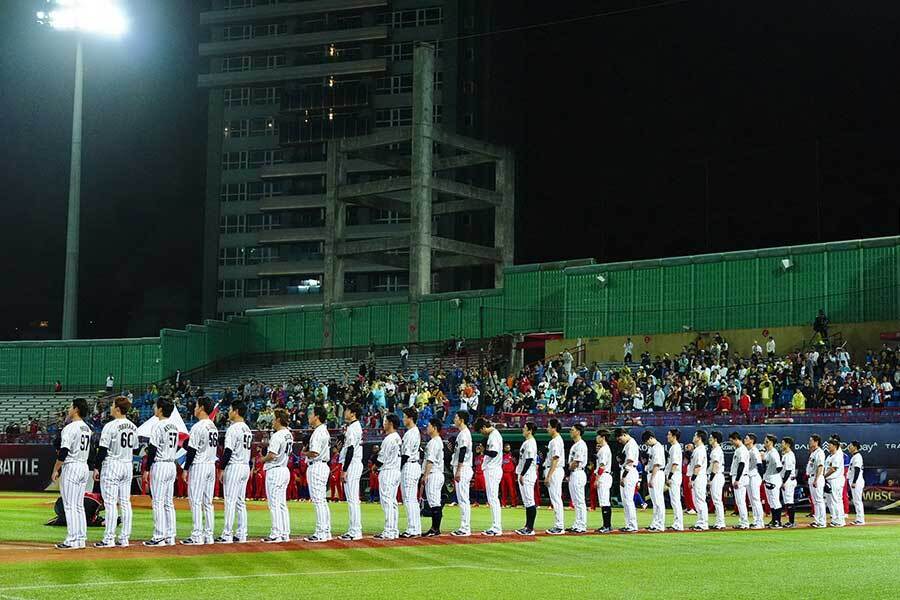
[1,0,898,340]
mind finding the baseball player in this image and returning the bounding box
[515,422,538,536]
[689,430,709,531]
[476,417,504,536]
[544,418,566,535]
[762,434,784,528]
[824,437,846,527]
[374,414,402,540]
[450,411,473,537]
[216,401,252,543]
[142,398,180,546]
[52,398,93,550]
[260,408,293,542]
[806,434,827,528]
[182,397,218,545]
[339,403,364,541]
[729,431,750,529]
[594,429,613,533]
[642,430,666,532]
[567,423,588,533]
[744,434,765,529]
[616,428,639,532]
[421,417,445,536]
[303,406,332,542]
[847,440,865,525]
[779,437,797,528]
[93,396,137,548]
[665,428,684,531]
[400,408,422,538]
[708,431,726,529]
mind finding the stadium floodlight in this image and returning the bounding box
[36,0,128,339]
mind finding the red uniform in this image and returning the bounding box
[682,462,695,511]
[329,453,344,501]
[297,455,309,500]
[473,454,486,506]
[589,471,598,510]
[367,458,379,501]
[174,464,187,498]
[286,455,299,500]
[253,456,267,500]
[500,452,518,507]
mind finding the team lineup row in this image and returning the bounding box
[50,397,868,548]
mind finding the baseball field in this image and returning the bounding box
[0,492,897,600]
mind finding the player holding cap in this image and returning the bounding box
[339,403,364,541]
[515,422,538,536]
[450,411,473,537]
[260,408,293,543]
[708,431,726,530]
[94,396,137,548]
[762,434,783,528]
[847,441,865,525]
[824,437,846,527]
[400,408,422,538]
[477,418,504,536]
[616,428,639,532]
[143,398,179,546]
[665,429,684,531]
[216,401,252,543]
[729,431,750,529]
[303,406,331,542]
[594,429,613,533]
[182,397,218,545]
[806,434,827,528]
[544,419,566,535]
[689,430,708,531]
[374,414,402,540]
[52,398,93,550]
[421,417,445,537]
[642,430,666,532]
[779,437,797,528]
[567,423,588,533]
[744,434,765,529]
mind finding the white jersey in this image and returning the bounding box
[61,420,93,464]
[596,444,612,475]
[666,442,682,474]
[340,420,363,467]
[689,445,707,474]
[307,424,330,464]
[483,430,503,472]
[747,446,762,479]
[825,452,845,483]
[98,418,137,464]
[188,418,219,465]
[764,448,783,481]
[224,421,253,467]
[648,443,666,472]
[424,436,443,467]
[264,428,292,470]
[806,447,825,479]
[568,439,588,470]
[517,437,537,477]
[378,431,402,471]
[622,438,639,472]
[849,453,863,484]
[781,451,796,480]
[708,445,724,476]
[730,445,750,479]
[451,428,473,468]
[150,418,180,462]
[545,435,565,476]
[401,427,421,464]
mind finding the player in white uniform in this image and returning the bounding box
[806,434,827,528]
[450,411,474,537]
[616,428,640,532]
[216,401,252,543]
[303,406,332,542]
[52,398,93,550]
[594,429,614,533]
[339,403,364,541]
[744,434,765,529]
[374,414,402,540]
[477,418,504,536]
[708,431,726,529]
[400,408,423,538]
[421,417,445,536]
[544,419,566,535]
[779,437,797,528]
[824,437,846,527]
[94,396,137,548]
[567,424,588,533]
[182,397,218,545]
[260,408,293,542]
[515,422,538,536]
[642,430,666,532]
[847,441,865,525]
[729,431,750,529]
[142,398,180,546]
[689,430,709,531]
[665,429,684,531]
[762,434,784,528]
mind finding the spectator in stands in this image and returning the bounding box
[54,380,62,394]
[791,387,807,411]
[105,373,115,393]
[766,336,776,358]
[813,309,830,343]
[623,338,634,363]
[715,391,732,413]
[256,404,275,430]
[400,346,409,372]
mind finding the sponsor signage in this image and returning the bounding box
[0,445,57,491]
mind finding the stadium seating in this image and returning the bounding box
[0,393,76,430]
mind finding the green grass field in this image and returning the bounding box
[0,492,897,599]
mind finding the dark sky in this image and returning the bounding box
[1,0,898,340]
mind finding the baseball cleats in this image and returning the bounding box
[423,530,441,538]
[514,528,535,536]
[450,529,470,537]
[142,538,168,547]
[93,540,116,548]
[116,539,129,547]
[399,532,420,539]
[55,542,80,550]
[214,536,233,544]
[545,527,565,535]
[372,533,392,540]
[338,533,362,541]
[260,536,287,543]
[595,527,612,534]
[180,538,203,545]
[480,529,502,536]
[303,536,328,543]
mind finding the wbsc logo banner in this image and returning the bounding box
[0,445,57,491]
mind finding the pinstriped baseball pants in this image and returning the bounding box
[100,461,132,543]
[401,463,422,535]
[265,466,290,539]
[60,463,90,544]
[307,462,331,539]
[188,463,216,540]
[222,464,250,540]
[378,468,401,538]
[343,462,363,537]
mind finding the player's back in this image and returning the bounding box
[62,420,93,464]
[226,421,253,466]
[190,419,219,464]
[152,419,180,462]
[101,418,137,464]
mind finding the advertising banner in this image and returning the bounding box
[0,445,57,491]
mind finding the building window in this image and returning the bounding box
[253,22,287,37]
[249,117,278,137]
[433,105,443,124]
[380,40,442,61]
[220,183,248,202]
[246,246,279,265]
[375,75,412,95]
[219,247,245,266]
[220,214,246,233]
[222,151,249,170]
[253,86,281,105]
[247,213,281,231]
[218,279,244,298]
[223,87,250,107]
[253,54,286,70]
[374,210,409,224]
[373,274,408,292]
[248,150,284,169]
[247,181,283,200]
[380,7,443,28]
[222,56,251,72]
[375,107,412,128]
[223,25,251,41]
[224,119,249,138]
[434,71,443,91]
[245,278,274,297]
